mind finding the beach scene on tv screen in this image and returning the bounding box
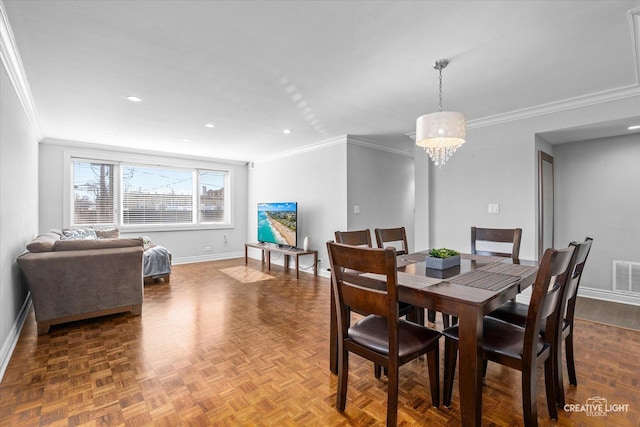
[258,202,297,246]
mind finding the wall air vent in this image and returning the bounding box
[613,260,640,294]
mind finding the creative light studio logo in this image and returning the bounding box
[564,396,630,417]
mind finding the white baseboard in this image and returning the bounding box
[577,286,640,306]
[0,293,31,382]
[516,286,640,307]
[172,251,243,265]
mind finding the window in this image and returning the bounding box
[122,165,194,225]
[72,161,115,225]
[199,170,226,223]
[70,158,231,229]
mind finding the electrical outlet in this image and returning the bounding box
[204,246,212,251]
[488,203,500,214]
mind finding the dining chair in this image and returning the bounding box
[374,227,409,255]
[327,241,441,427]
[487,237,593,406]
[442,245,575,427]
[334,229,424,379]
[441,226,524,328]
[471,226,523,259]
[334,229,373,248]
[373,227,425,326]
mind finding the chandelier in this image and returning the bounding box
[416,59,466,167]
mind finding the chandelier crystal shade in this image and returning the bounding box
[416,59,466,167]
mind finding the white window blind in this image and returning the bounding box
[199,170,226,223]
[70,156,231,229]
[122,165,194,225]
[73,161,115,225]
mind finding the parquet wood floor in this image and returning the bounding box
[1,258,638,426]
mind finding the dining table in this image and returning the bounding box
[328,251,538,427]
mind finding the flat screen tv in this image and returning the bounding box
[257,202,298,247]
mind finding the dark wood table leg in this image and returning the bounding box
[457,305,483,427]
[244,244,248,264]
[267,250,271,270]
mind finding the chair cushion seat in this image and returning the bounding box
[488,301,569,337]
[488,300,529,326]
[348,315,441,357]
[443,317,547,360]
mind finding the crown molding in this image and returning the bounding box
[404,84,640,139]
[347,135,414,158]
[255,135,347,164]
[0,2,42,139]
[467,84,640,130]
[41,137,248,166]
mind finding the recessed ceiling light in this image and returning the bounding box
[628,125,640,130]
[182,138,189,143]
[126,96,142,102]
[283,129,292,134]
[205,123,215,128]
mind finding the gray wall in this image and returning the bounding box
[415,93,640,303]
[0,62,39,377]
[346,140,415,250]
[38,140,249,263]
[247,138,348,273]
[554,133,640,291]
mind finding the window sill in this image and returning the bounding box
[119,223,234,233]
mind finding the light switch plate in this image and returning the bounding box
[354,205,360,214]
[488,203,500,214]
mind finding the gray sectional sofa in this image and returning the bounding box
[17,229,144,334]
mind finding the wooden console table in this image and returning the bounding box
[244,242,318,279]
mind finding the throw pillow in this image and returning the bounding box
[61,228,98,240]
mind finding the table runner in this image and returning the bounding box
[448,270,519,291]
[477,263,537,278]
[460,253,508,264]
[360,272,442,289]
[397,272,442,289]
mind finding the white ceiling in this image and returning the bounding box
[3,0,640,162]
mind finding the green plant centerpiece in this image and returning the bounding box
[426,247,461,270]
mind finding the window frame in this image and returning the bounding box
[64,150,234,232]
[70,159,118,228]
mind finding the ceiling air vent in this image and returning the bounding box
[613,260,640,294]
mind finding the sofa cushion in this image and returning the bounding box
[95,228,120,239]
[61,228,97,240]
[26,233,60,253]
[54,237,144,251]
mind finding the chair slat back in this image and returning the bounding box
[562,237,593,318]
[471,226,522,259]
[327,241,398,319]
[374,227,409,256]
[523,245,575,357]
[334,229,373,248]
